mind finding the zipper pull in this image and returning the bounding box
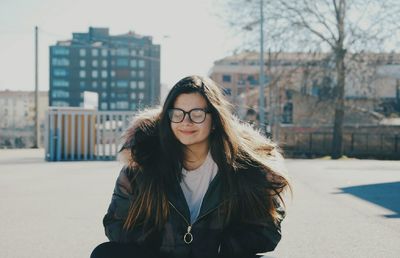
[183,225,193,244]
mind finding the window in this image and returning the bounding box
[130,103,136,110]
[117,93,128,99]
[101,81,107,88]
[138,60,145,68]
[80,60,86,67]
[311,84,319,96]
[116,48,129,56]
[130,93,136,99]
[110,103,116,109]
[52,58,69,66]
[92,60,98,67]
[116,101,129,109]
[79,81,86,89]
[101,49,108,57]
[111,71,116,77]
[92,81,98,88]
[131,70,137,77]
[52,90,69,98]
[282,103,293,124]
[138,92,144,100]
[102,60,107,67]
[286,90,293,100]
[247,75,257,85]
[101,102,107,110]
[53,69,68,76]
[117,58,129,67]
[79,70,86,78]
[139,49,144,56]
[92,71,98,78]
[79,49,86,56]
[130,59,137,68]
[111,92,115,98]
[222,75,231,82]
[116,80,128,88]
[53,80,69,87]
[101,70,107,78]
[138,81,145,89]
[130,81,137,89]
[111,82,115,88]
[130,49,137,56]
[139,70,144,77]
[222,88,232,95]
[92,49,99,56]
[52,47,69,55]
[101,92,107,98]
[52,101,69,107]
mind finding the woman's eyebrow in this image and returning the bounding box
[173,107,206,110]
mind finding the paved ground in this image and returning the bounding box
[1,149,399,258]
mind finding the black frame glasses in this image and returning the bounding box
[168,108,210,124]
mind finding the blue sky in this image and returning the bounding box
[0,0,238,91]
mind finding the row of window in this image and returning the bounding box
[79,80,146,89]
[100,92,145,100]
[221,74,259,85]
[79,48,146,57]
[52,58,146,68]
[79,59,146,68]
[78,70,145,79]
[52,90,145,100]
[53,79,146,89]
[53,68,145,78]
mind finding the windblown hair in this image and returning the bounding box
[121,75,291,231]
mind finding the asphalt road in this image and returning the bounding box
[1,149,399,258]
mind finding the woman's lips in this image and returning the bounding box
[179,130,196,135]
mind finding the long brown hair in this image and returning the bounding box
[123,75,291,231]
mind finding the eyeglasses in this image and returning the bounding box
[168,108,210,124]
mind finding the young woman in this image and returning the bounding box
[91,75,291,258]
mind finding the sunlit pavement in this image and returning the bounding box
[1,149,399,258]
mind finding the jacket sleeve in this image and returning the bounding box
[102,166,134,242]
[219,198,285,258]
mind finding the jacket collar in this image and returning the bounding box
[166,172,223,223]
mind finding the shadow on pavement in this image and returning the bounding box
[337,181,400,218]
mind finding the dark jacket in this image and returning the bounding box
[102,109,286,258]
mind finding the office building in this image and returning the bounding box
[49,27,160,110]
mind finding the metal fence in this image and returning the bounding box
[281,131,400,159]
[45,108,135,161]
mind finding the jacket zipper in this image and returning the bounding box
[168,201,223,244]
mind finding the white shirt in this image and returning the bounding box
[180,152,218,223]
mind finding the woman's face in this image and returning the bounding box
[170,93,213,151]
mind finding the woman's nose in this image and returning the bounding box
[182,113,193,124]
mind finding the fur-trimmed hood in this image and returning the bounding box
[119,107,162,169]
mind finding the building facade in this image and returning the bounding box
[209,52,400,159]
[0,90,48,148]
[49,27,160,111]
[210,51,400,124]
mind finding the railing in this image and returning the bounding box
[45,108,135,161]
[281,131,400,159]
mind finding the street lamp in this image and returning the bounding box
[258,0,266,132]
[244,0,266,133]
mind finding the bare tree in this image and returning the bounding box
[221,0,400,159]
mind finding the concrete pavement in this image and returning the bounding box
[0,149,399,258]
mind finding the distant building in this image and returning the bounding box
[49,27,160,111]
[210,51,400,123]
[210,52,400,159]
[0,90,48,148]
